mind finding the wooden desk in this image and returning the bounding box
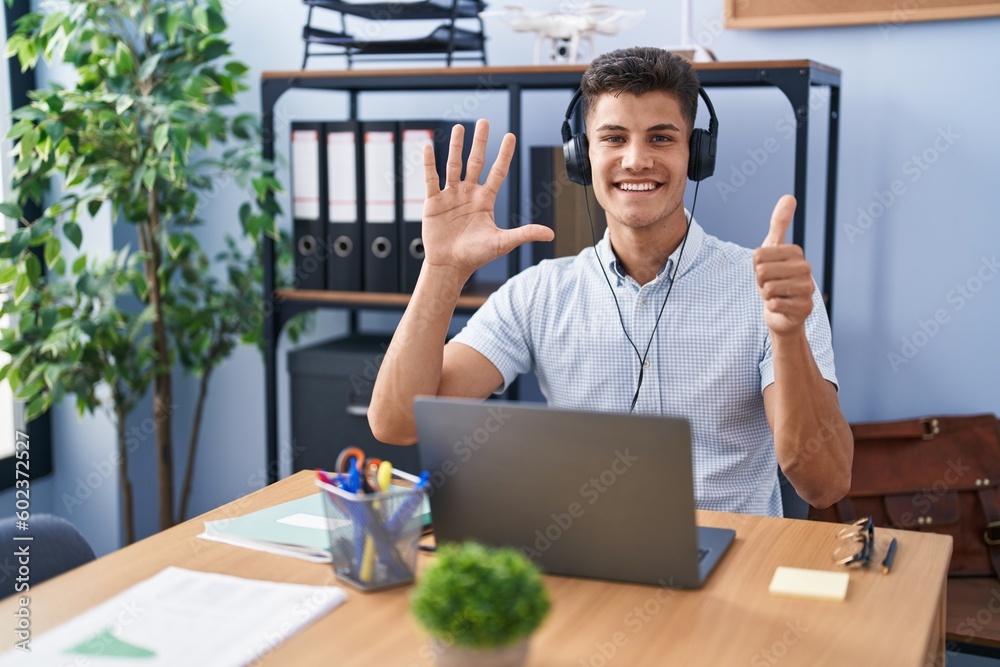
[1,471,951,666]
[946,577,1000,655]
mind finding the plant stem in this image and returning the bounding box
[114,395,135,545]
[178,361,213,522]
[139,187,174,531]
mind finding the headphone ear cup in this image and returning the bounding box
[563,133,591,186]
[687,128,717,182]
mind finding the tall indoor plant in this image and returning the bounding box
[0,0,297,536]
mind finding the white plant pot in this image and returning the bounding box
[429,637,530,667]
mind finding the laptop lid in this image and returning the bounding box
[413,396,734,589]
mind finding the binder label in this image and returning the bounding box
[291,129,320,220]
[364,131,395,224]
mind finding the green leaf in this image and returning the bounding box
[193,5,209,32]
[87,200,103,217]
[24,253,41,283]
[44,236,61,266]
[0,202,23,219]
[142,165,157,190]
[64,221,82,249]
[0,266,16,285]
[198,37,228,61]
[10,229,30,257]
[114,42,134,75]
[138,53,161,81]
[225,61,250,75]
[166,13,183,43]
[43,364,61,389]
[154,123,169,152]
[13,273,29,303]
[116,96,134,115]
[72,255,86,275]
[39,11,64,38]
[51,257,66,276]
[25,395,48,422]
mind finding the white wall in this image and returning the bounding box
[25,0,1000,548]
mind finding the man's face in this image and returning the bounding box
[586,91,690,232]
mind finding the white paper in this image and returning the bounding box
[275,513,350,531]
[0,567,347,666]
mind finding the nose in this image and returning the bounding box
[620,141,653,171]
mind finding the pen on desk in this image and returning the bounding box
[882,537,898,574]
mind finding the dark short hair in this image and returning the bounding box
[580,47,700,133]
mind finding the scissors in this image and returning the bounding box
[335,447,384,494]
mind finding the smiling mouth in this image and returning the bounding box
[615,181,662,192]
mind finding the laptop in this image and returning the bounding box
[413,396,735,589]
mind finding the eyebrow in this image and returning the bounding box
[594,123,682,133]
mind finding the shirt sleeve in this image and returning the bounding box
[450,265,540,394]
[759,281,839,392]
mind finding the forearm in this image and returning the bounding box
[769,332,854,509]
[369,263,468,445]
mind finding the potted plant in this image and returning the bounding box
[411,541,551,667]
[0,0,307,538]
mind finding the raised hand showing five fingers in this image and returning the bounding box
[421,119,554,281]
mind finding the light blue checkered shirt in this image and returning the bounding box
[451,217,838,516]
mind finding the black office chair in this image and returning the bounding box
[0,514,96,599]
[778,467,811,519]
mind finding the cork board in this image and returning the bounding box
[724,0,1000,29]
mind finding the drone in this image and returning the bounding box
[480,3,646,64]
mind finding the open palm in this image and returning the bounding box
[422,120,554,280]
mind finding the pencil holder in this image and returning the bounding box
[316,479,426,592]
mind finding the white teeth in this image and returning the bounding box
[618,182,657,192]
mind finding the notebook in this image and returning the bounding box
[413,397,736,589]
[198,489,432,563]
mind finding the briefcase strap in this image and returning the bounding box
[850,417,941,441]
[977,487,1000,581]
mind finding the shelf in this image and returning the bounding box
[277,280,502,312]
[302,0,487,21]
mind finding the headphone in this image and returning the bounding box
[561,86,719,186]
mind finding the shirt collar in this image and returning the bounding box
[595,212,706,286]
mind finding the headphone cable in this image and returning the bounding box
[584,181,701,413]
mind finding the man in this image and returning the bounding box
[369,47,852,515]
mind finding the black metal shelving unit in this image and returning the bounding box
[260,60,843,483]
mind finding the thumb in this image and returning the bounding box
[496,224,555,256]
[762,194,796,248]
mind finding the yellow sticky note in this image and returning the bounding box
[768,566,849,602]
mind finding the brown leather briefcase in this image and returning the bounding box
[811,414,1000,580]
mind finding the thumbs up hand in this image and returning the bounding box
[753,195,815,337]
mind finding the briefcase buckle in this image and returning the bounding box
[920,418,940,440]
[985,521,1000,546]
